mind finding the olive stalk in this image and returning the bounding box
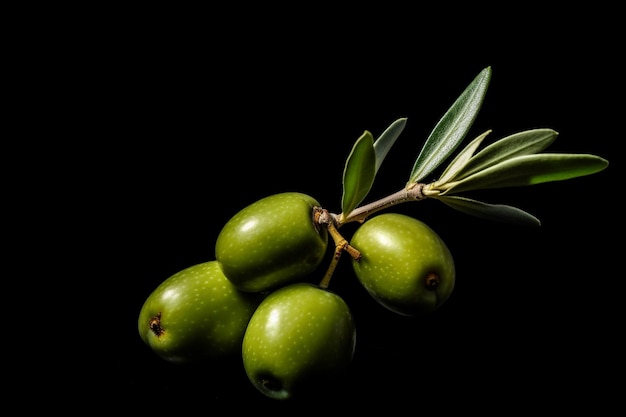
[335,183,426,227]
[316,185,427,288]
[316,208,361,289]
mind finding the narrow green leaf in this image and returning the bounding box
[408,66,492,184]
[437,195,541,227]
[442,153,609,195]
[436,130,492,186]
[374,117,407,173]
[341,131,376,217]
[451,128,559,181]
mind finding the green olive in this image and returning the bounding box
[242,282,356,400]
[215,192,328,293]
[350,213,455,316]
[138,261,265,363]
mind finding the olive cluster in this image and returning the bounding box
[138,191,454,400]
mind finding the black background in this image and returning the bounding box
[19,5,621,414]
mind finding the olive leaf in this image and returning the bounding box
[434,128,559,187]
[437,195,541,227]
[340,119,407,219]
[426,130,608,226]
[373,117,407,173]
[436,130,492,186]
[408,66,492,185]
[437,153,609,195]
[340,130,376,219]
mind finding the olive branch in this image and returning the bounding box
[318,66,609,287]
[337,66,608,227]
